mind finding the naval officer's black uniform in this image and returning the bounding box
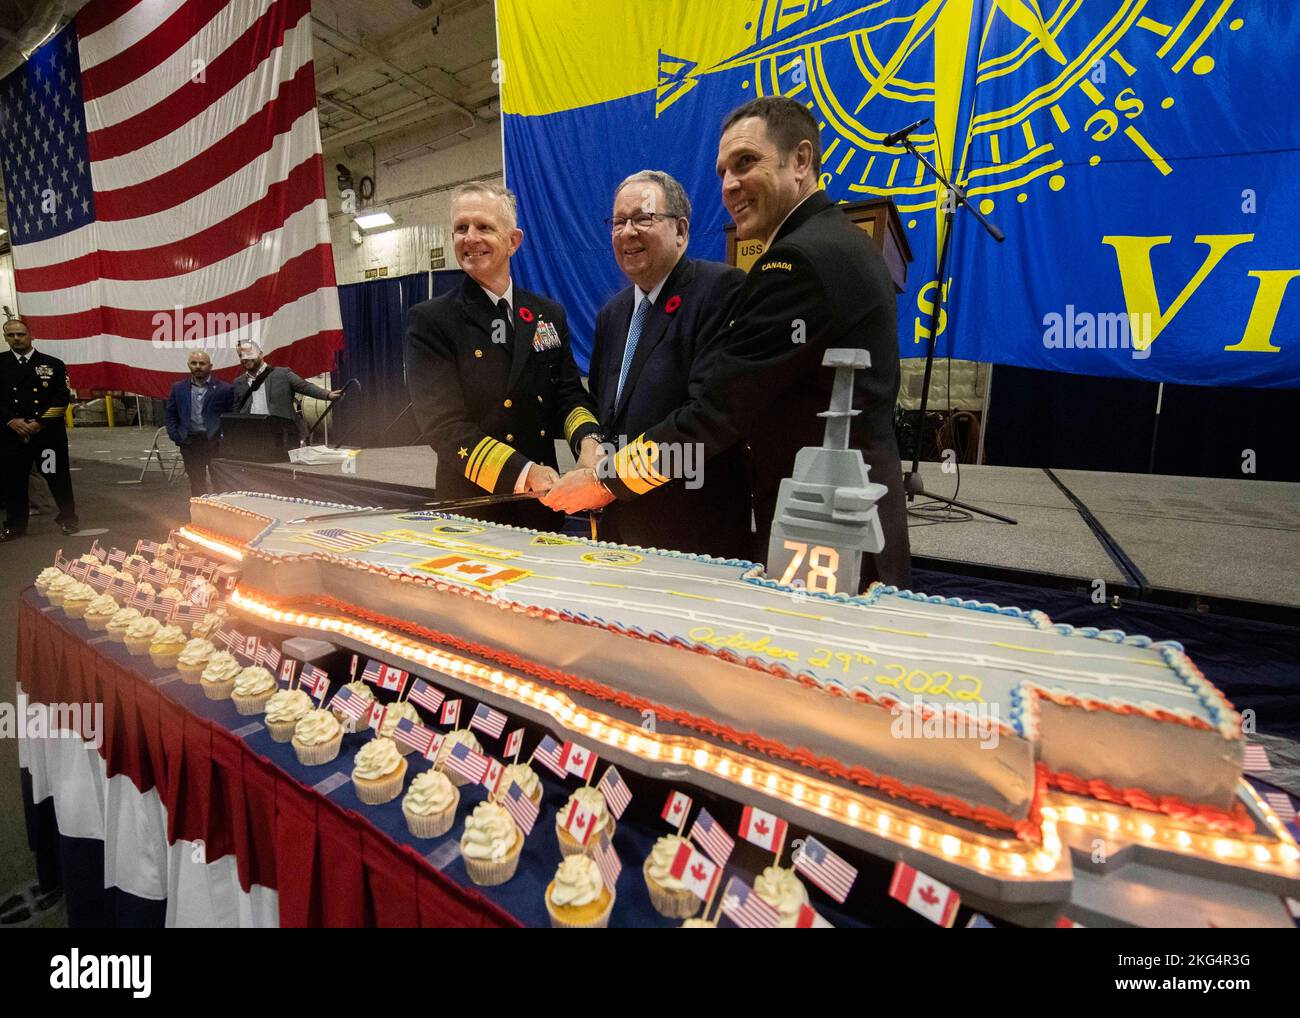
[404,276,601,530]
[1,348,79,536]
[602,190,911,587]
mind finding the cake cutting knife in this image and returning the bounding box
[286,491,540,525]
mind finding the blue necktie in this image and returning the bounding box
[614,295,652,408]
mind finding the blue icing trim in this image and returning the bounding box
[873,584,1187,653]
[1158,645,1226,728]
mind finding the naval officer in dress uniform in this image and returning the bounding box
[404,182,602,530]
[1,317,80,541]
[545,97,910,586]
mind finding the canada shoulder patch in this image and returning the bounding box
[761,260,794,272]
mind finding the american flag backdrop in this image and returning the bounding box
[0,0,342,396]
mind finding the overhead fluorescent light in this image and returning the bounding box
[354,212,395,230]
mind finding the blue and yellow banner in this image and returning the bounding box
[501,1,1299,388]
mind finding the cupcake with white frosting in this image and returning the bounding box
[377,699,422,755]
[105,606,142,643]
[402,768,459,838]
[351,736,408,805]
[545,853,615,928]
[45,572,78,606]
[124,615,162,656]
[35,567,64,597]
[199,650,242,699]
[44,572,78,606]
[460,800,522,886]
[434,728,483,787]
[264,688,313,742]
[190,609,227,641]
[753,865,810,928]
[61,582,97,619]
[496,762,543,806]
[176,638,216,682]
[83,593,120,631]
[292,709,343,766]
[231,665,277,715]
[330,680,374,730]
[643,834,700,918]
[556,785,615,857]
[148,624,187,668]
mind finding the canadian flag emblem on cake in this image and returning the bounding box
[413,554,530,591]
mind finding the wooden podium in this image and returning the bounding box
[724,195,912,292]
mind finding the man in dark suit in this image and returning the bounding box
[1,317,79,541]
[230,341,341,440]
[165,350,234,496]
[404,181,602,531]
[546,96,910,586]
[588,169,750,558]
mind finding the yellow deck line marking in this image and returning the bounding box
[667,590,716,601]
[993,642,1057,655]
[869,625,929,637]
[763,607,829,621]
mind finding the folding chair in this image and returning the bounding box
[119,426,184,485]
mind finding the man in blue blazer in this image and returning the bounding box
[586,170,751,559]
[165,350,233,496]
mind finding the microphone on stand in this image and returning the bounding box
[304,377,360,446]
[881,117,931,147]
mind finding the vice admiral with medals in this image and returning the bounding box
[404,182,602,530]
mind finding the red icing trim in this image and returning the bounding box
[1044,768,1254,834]
[239,583,1043,841]
[1033,685,1223,736]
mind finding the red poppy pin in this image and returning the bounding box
[518,306,534,323]
[664,295,682,314]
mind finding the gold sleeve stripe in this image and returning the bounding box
[464,437,496,484]
[613,435,669,496]
[464,436,516,491]
[474,441,515,491]
[42,406,67,417]
[563,407,598,441]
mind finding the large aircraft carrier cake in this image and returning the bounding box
[190,489,1244,843]
[172,354,1297,918]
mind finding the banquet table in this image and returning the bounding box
[17,589,866,928]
